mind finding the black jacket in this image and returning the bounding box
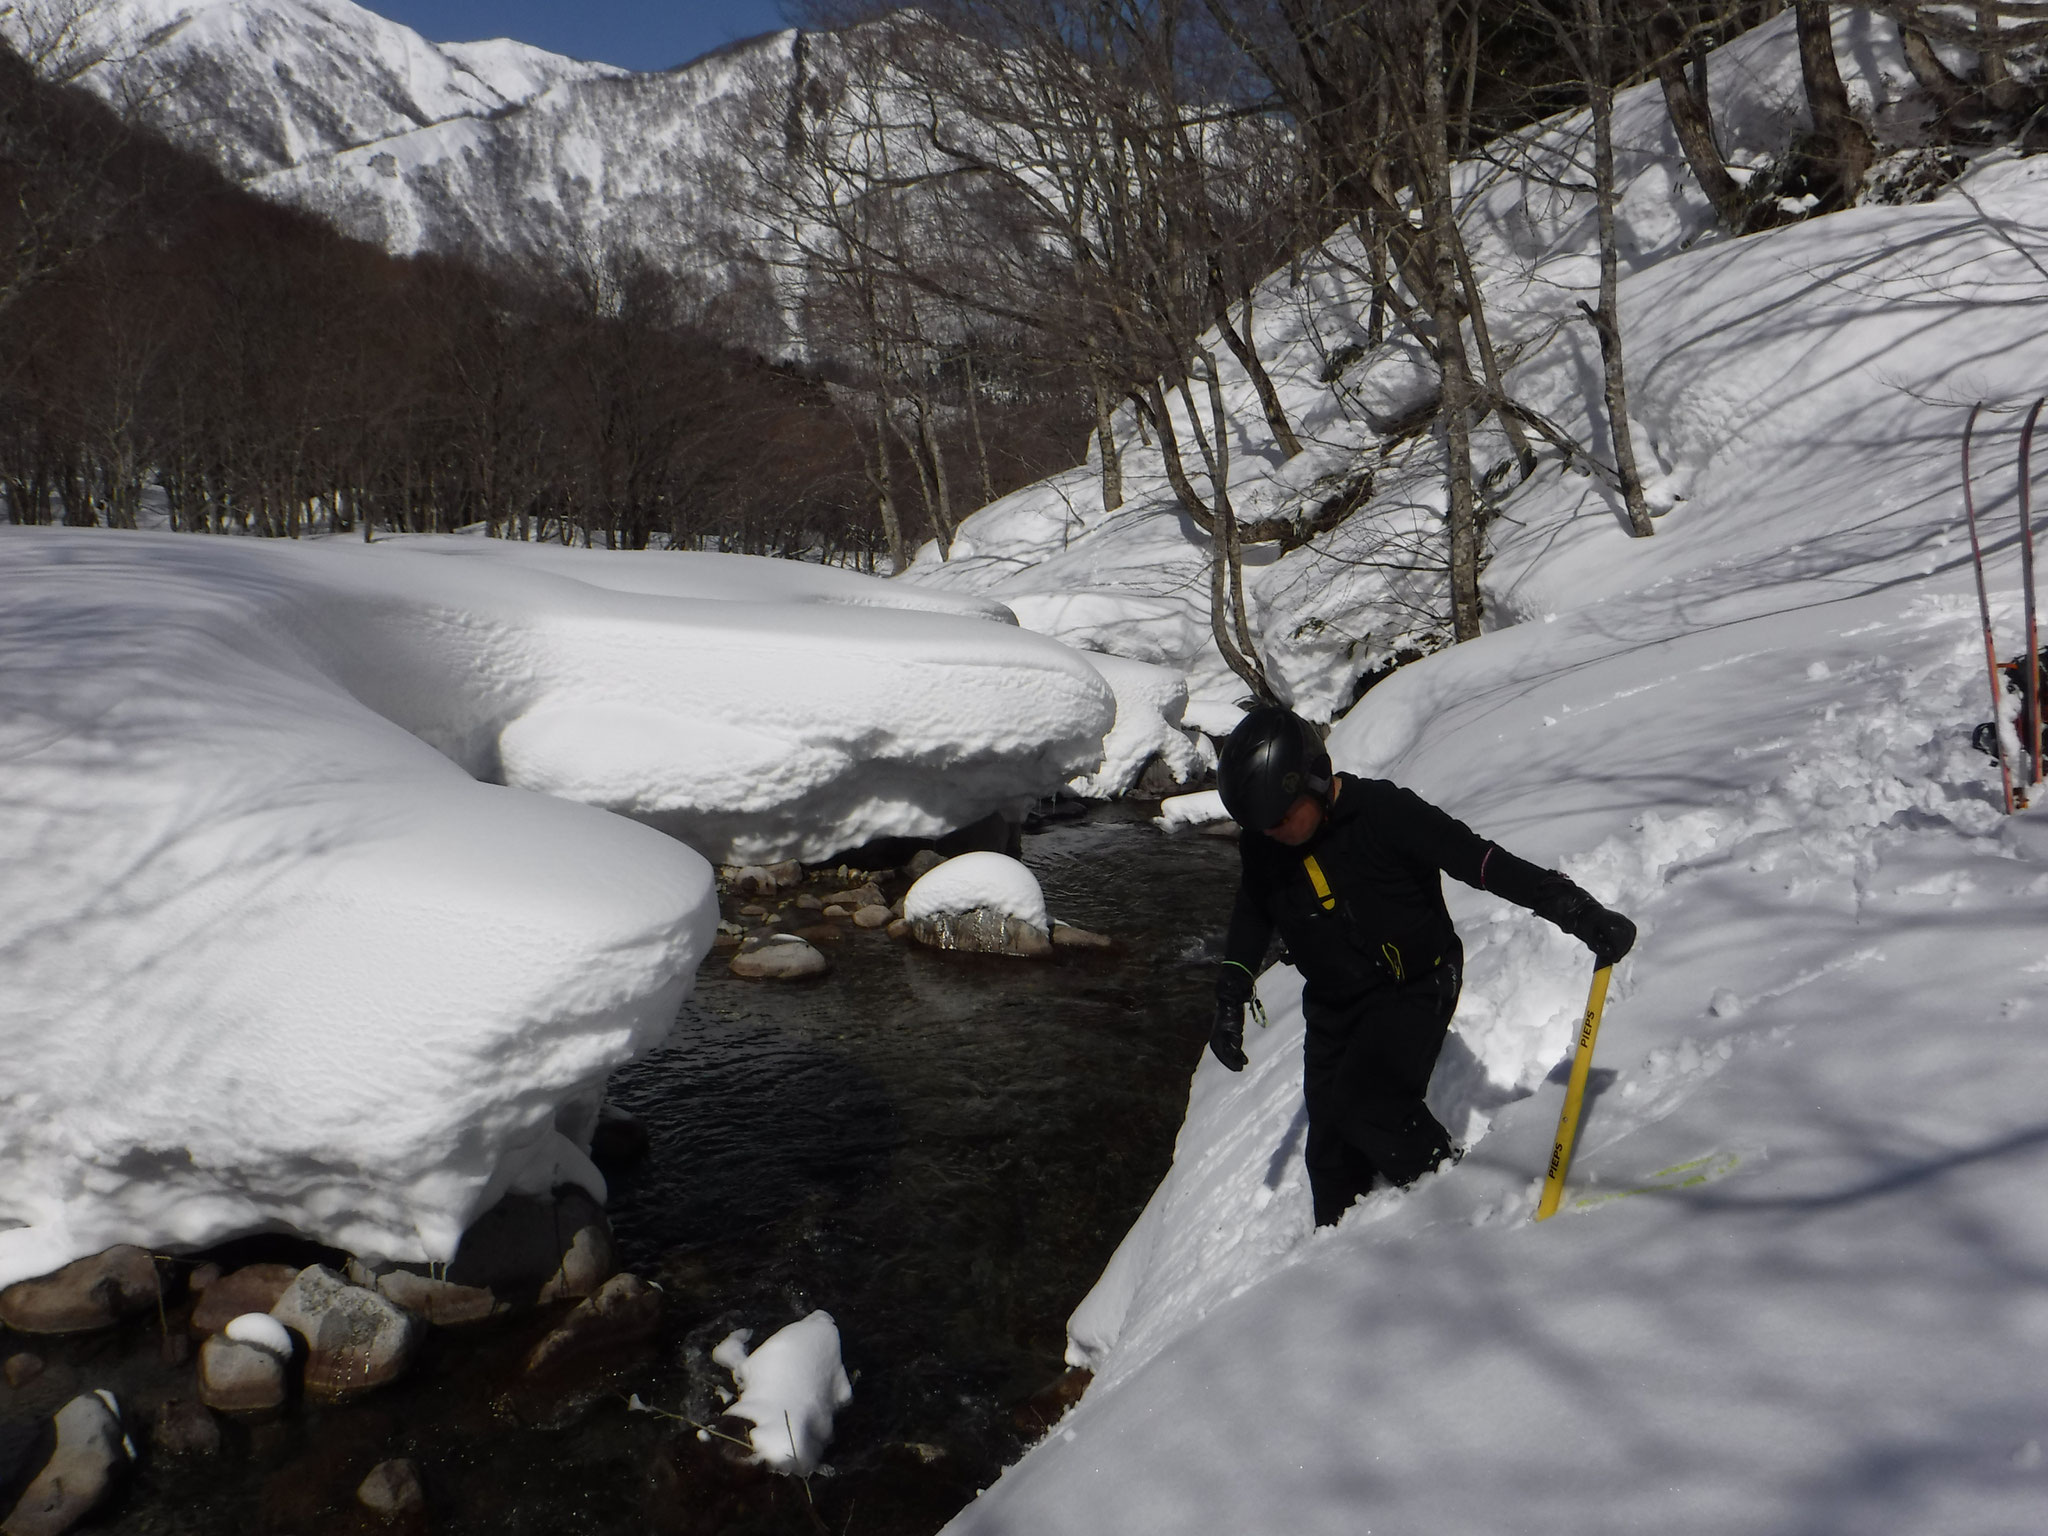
[1221,773,1552,1006]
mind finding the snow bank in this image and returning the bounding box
[1154,789,1228,832]
[1065,651,1204,799]
[0,529,714,1288]
[904,852,1049,930]
[944,13,2048,1536]
[714,1312,854,1476]
[0,528,1106,1287]
[346,536,1113,865]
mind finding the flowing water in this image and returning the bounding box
[75,803,1240,1535]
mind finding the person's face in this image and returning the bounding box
[1263,793,1324,846]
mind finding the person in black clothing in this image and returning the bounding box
[1210,706,1637,1227]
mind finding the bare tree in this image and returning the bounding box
[1793,0,1875,207]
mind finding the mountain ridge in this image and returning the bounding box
[7,0,791,301]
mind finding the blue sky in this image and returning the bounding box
[366,1,796,72]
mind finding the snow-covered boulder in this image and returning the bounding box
[903,851,1054,956]
[904,851,1050,928]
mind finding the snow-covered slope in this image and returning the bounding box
[927,12,2048,1536]
[0,531,1113,1288]
[9,0,628,181]
[903,9,1923,729]
[242,31,790,288]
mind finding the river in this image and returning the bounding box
[89,802,1239,1535]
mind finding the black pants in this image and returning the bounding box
[1301,960,1461,1227]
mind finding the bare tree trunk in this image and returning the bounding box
[1654,40,1748,227]
[913,392,956,553]
[1899,23,1971,111]
[869,396,908,572]
[1795,1,1875,207]
[1447,223,1537,478]
[1363,211,1391,348]
[1585,46,1656,537]
[1420,5,1487,641]
[1178,361,1275,702]
[1975,1,2024,111]
[1209,271,1302,458]
[1140,381,1212,533]
[1092,367,1124,510]
[962,349,996,508]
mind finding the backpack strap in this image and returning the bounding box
[1302,854,1337,911]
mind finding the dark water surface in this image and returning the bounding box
[80,803,1237,1535]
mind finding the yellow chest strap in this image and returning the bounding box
[1302,851,1424,982]
[1302,854,1337,911]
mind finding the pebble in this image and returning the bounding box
[536,1221,614,1304]
[4,1352,44,1389]
[729,936,828,980]
[523,1274,662,1378]
[852,904,893,928]
[0,1246,158,1335]
[1051,922,1113,949]
[377,1272,505,1327]
[886,918,910,940]
[737,903,769,919]
[150,1399,220,1458]
[443,1185,611,1306]
[729,861,802,897]
[197,1333,288,1414]
[2,1392,131,1536]
[356,1458,426,1524]
[822,904,849,919]
[589,1103,649,1167]
[190,1263,300,1335]
[820,883,885,909]
[270,1266,418,1402]
[795,893,824,911]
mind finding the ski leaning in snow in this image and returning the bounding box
[1963,399,2045,808]
[2024,401,2045,788]
[1536,964,1614,1222]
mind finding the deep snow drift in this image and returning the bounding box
[926,12,2048,1536]
[0,531,1112,1287]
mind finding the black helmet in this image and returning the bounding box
[1217,706,1331,831]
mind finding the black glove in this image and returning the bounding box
[1533,875,1637,967]
[1209,998,1248,1072]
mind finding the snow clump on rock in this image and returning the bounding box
[713,1311,855,1476]
[904,852,1050,930]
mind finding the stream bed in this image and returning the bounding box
[76,802,1239,1535]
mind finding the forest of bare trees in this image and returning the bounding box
[7,0,2047,643]
[0,34,1082,560]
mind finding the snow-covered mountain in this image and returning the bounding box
[8,0,797,303]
